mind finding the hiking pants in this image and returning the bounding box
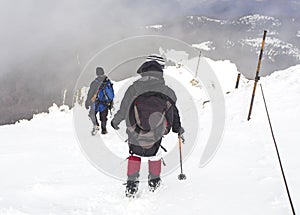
[89,107,108,126]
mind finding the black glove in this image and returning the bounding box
[178,127,185,135]
[108,101,114,110]
[111,120,120,130]
[85,101,89,110]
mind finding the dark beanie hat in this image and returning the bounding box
[96,67,104,76]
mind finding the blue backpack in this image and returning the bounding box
[94,79,114,112]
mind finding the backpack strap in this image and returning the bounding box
[160,144,167,152]
[91,77,108,103]
[101,80,110,102]
[95,77,108,89]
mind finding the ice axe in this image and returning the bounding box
[178,135,186,180]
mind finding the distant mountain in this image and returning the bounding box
[176,0,300,20]
[122,0,300,20]
[144,14,300,78]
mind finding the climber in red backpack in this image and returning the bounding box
[111,55,184,197]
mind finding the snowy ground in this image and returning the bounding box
[0,60,300,215]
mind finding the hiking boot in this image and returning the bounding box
[101,127,107,134]
[148,177,161,192]
[91,126,100,136]
[125,179,139,198]
[125,156,141,197]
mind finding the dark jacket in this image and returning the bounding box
[85,75,107,108]
[112,61,182,134]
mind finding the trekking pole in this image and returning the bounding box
[260,84,296,215]
[190,49,202,86]
[235,73,241,89]
[247,30,267,121]
[195,50,201,77]
[178,135,186,180]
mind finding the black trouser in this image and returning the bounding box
[89,107,108,127]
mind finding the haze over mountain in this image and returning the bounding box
[0,0,299,125]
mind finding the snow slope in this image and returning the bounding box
[0,61,300,215]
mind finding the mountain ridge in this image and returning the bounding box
[144,14,300,78]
